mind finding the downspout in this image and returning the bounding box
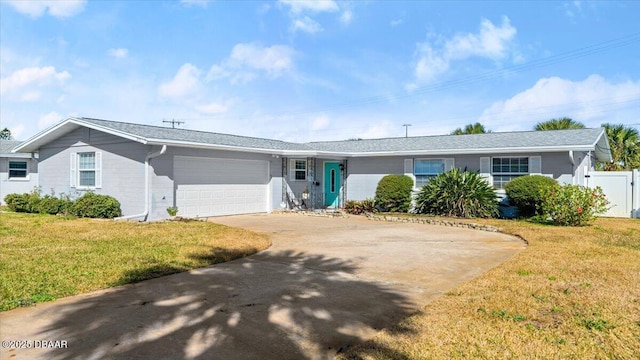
[586,150,592,188]
[115,145,167,221]
[569,151,575,185]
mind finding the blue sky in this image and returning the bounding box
[1,0,639,142]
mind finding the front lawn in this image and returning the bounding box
[341,217,640,359]
[0,212,270,311]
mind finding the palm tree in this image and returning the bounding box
[451,122,490,135]
[600,123,640,171]
[534,117,585,131]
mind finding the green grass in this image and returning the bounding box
[0,212,270,311]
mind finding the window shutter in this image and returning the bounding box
[529,156,541,174]
[479,157,492,185]
[404,159,413,175]
[70,153,77,187]
[444,158,455,172]
[95,152,102,188]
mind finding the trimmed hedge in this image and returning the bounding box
[504,175,558,217]
[374,175,414,213]
[72,192,122,218]
[3,190,121,219]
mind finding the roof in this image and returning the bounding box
[1,140,32,158]
[311,128,608,153]
[12,117,612,161]
[79,118,311,151]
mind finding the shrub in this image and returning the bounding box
[37,195,65,215]
[4,193,30,212]
[344,199,376,215]
[505,175,558,217]
[72,192,122,218]
[4,188,41,213]
[166,207,179,216]
[374,175,414,213]
[414,168,498,218]
[539,185,609,226]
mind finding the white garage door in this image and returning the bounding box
[174,156,269,218]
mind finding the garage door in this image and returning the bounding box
[174,156,269,218]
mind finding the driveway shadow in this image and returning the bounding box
[29,250,415,359]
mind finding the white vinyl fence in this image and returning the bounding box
[587,169,639,218]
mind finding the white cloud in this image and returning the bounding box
[390,18,403,27]
[9,124,25,140]
[107,48,129,59]
[360,120,395,139]
[180,0,210,7]
[158,63,202,99]
[20,91,41,102]
[5,0,86,18]
[564,0,583,20]
[410,17,517,85]
[0,66,71,96]
[38,111,63,129]
[278,0,339,14]
[279,0,346,35]
[445,17,517,60]
[196,99,236,115]
[207,43,295,84]
[291,16,324,34]
[412,44,450,86]
[340,9,353,25]
[478,75,640,131]
[311,115,330,131]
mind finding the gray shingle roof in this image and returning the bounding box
[309,128,605,153]
[80,118,312,151]
[0,140,22,154]
[14,117,608,159]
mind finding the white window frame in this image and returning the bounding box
[413,158,453,188]
[71,152,102,189]
[491,156,529,190]
[8,160,29,180]
[289,159,307,181]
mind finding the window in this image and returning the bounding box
[492,157,529,189]
[414,159,445,187]
[291,159,307,181]
[78,152,96,187]
[70,152,101,189]
[8,161,27,179]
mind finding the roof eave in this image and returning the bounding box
[146,139,317,156]
[318,145,599,157]
[12,117,148,153]
[591,128,613,162]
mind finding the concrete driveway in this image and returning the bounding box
[0,214,525,360]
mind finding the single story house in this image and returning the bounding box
[1,140,39,204]
[11,117,612,220]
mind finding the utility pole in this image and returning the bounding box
[402,124,412,137]
[163,119,184,128]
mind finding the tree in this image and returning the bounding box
[599,123,640,171]
[534,117,585,131]
[450,122,490,135]
[0,128,12,140]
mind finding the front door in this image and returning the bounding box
[324,162,341,207]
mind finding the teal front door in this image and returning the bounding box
[324,162,341,207]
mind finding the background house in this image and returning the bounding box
[0,140,38,204]
[12,117,612,220]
